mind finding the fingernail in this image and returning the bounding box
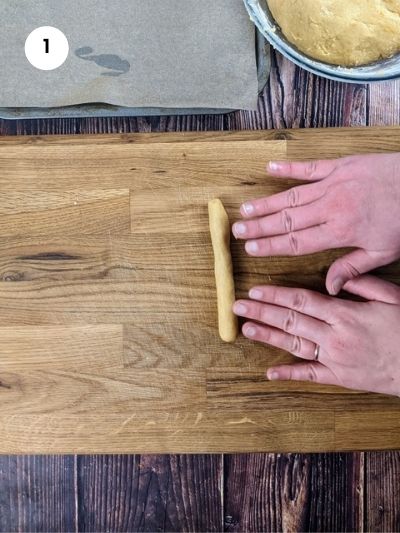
[233,303,248,315]
[246,241,259,254]
[244,325,257,338]
[233,222,247,236]
[249,288,263,300]
[269,161,283,172]
[268,371,279,381]
[331,277,344,295]
[242,202,255,216]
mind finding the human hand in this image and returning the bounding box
[232,154,400,295]
[233,276,400,397]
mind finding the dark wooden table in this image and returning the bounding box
[0,50,399,533]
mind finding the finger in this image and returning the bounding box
[266,362,341,387]
[326,249,388,295]
[233,300,330,344]
[242,322,318,360]
[343,275,400,304]
[233,201,326,240]
[245,224,331,257]
[248,285,337,323]
[267,159,338,181]
[240,182,324,218]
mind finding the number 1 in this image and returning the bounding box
[43,38,49,54]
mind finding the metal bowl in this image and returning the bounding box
[243,0,400,83]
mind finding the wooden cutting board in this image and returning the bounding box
[0,127,399,454]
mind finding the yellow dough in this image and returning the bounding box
[208,199,238,343]
[267,0,400,66]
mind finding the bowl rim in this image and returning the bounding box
[243,0,400,83]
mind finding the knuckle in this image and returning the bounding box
[307,365,319,382]
[281,209,294,232]
[291,335,302,355]
[254,304,263,322]
[341,260,361,279]
[292,290,307,312]
[286,366,295,381]
[287,187,299,208]
[268,286,279,305]
[289,232,300,255]
[306,161,318,179]
[283,309,297,333]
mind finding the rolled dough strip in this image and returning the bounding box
[208,198,238,343]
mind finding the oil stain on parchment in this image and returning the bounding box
[75,47,130,77]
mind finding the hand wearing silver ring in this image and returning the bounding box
[233,277,400,397]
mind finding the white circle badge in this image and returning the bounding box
[25,26,69,71]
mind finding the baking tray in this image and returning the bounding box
[0,31,270,120]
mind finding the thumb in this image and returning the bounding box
[326,249,383,295]
[267,159,338,181]
[343,275,400,304]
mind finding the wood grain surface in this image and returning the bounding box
[0,128,399,455]
[0,49,399,532]
[224,453,364,532]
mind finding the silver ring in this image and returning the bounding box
[314,345,320,361]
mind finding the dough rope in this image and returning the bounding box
[208,199,238,343]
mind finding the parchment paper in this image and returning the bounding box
[0,0,258,110]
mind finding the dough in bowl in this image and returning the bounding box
[267,0,400,66]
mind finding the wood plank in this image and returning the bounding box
[0,456,76,533]
[1,128,400,195]
[365,451,400,532]
[131,184,289,234]
[0,325,123,371]
[335,411,400,451]
[224,453,363,532]
[123,322,287,370]
[0,138,286,190]
[206,370,400,411]
[0,369,206,416]
[0,410,334,454]
[286,128,400,160]
[0,190,130,236]
[0,278,215,325]
[77,455,223,532]
[368,80,400,126]
[260,49,367,129]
